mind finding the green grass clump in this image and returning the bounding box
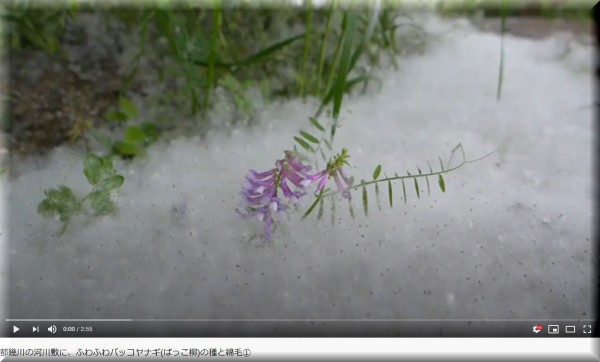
[6,2,427,152]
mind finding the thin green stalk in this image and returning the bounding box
[317,1,335,97]
[192,33,306,69]
[318,146,496,200]
[299,0,313,98]
[330,8,358,139]
[323,19,344,108]
[205,2,222,110]
[496,0,506,101]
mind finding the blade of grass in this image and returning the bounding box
[205,2,222,109]
[331,198,336,226]
[362,181,368,217]
[192,33,306,69]
[497,0,506,101]
[299,0,313,98]
[317,197,324,220]
[387,179,393,207]
[331,10,359,139]
[317,1,335,97]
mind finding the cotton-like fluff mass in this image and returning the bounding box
[2,15,594,324]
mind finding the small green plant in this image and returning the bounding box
[112,122,161,158]
[104,96,139,124]
[102,96,162,158]
[38,154,125,234]
[239,114,496,242]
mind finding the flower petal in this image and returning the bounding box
[249,168,278,180]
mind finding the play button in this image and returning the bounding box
[13,325,19,333]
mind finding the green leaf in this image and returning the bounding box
[331,199,336,226]
[317,198,324,220]
[323,139,333,151]
[438,174,446,192]
[124,126,146,144]
[119,96,139,120]
[113,142,141,156]
[98,174,124,191]
[426,176,431,196]
[192,33,306,68]
[104,110,128,123]
[87,190,116,216]
[37,199,55,218]
[375,183,382,211]
[402,178,407,204]
[84,154,115,185]
[155,10,181,61]
[414,178,420,199]
[362,182,368,217]
[140,122,161,143]
[438,156,445,171]
[38,185,81,223]
[331,11,359,135]
[294,136,313,152]
[373,164,382,180]
[348,198,355,220]
[388,179,393,208]
[300,131,319,144]
[309,116,325,132]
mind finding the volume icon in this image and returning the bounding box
[48,325,57,334]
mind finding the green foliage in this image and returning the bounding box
[437,0,593,20]
[104,96,139,124]
[372,164,382,180]
[330,10,358,138]
[218,74,254,118]
[5,4,429,140]
[119,96,140,120]
[112,123,161,157]
[83,154,116,185]
[2,4,78,54]
[38,154,125,234]
[102,96,161,158]
[361,181,368,217]
[302,144,496,221]
[38,185,81,224]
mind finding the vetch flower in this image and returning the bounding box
[241,168,278,206]
[309,169,329,194]
[331,167,354,199]
[308,148,355,199]
[278,151,313,201]
[238,151,314,241]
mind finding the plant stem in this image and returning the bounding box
[317,1,334,98]
[299,0,313,98]
[319,147,496,200]
[497,0,506,101]
[206,1,222,110]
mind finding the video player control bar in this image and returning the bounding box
[6,320,596,337]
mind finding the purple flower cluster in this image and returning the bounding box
[238,150,353,241]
